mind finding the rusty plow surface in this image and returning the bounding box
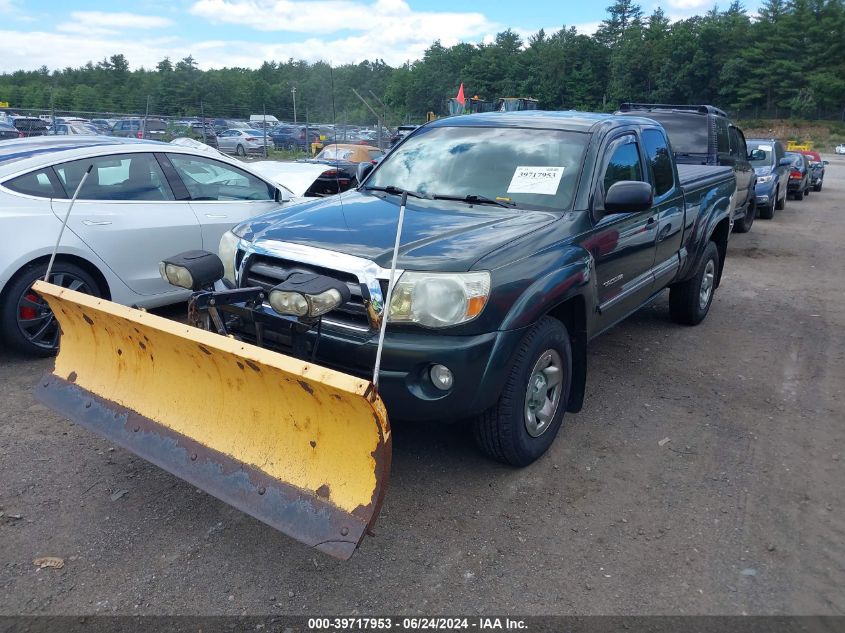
[33,280,391,560]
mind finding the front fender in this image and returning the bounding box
[499,254,593,332]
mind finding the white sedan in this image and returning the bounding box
[0,136,295,355]
[217,128,271,156]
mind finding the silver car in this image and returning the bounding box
[217,128,270,156]
[0,136,293,355]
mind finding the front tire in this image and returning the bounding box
[1,261,102,356]
[473,317,572,466]
[669,241,719,326]
[814,180,822,192]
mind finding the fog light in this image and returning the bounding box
[430,364,453,391]
[159,250,224,291]
[268,290,309,317]
[267,273,351,318]
[159,262,194,289]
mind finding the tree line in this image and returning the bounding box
[1,0,843,126]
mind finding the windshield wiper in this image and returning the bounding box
[363,185,429,199]
[430,193,517,208]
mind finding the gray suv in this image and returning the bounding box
[617,104,757,233]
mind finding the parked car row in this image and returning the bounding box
[617,103,830,229]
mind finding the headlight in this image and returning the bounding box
[756,175,774,184]
[218,230,242,286]
[388,271,490,328]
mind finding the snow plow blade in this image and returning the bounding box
[32,281,391,560]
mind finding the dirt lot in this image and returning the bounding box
[1,159,843,616]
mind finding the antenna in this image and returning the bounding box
[329,62,344,208]
[44,164,93,282]
[373,191,407,388]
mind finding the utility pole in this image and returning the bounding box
[142,95,150,140]
[291,86,297,123]
[262,103,268,157]
[200,100,207,145]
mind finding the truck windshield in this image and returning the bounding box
[367,125,588,211]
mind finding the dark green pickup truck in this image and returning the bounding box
[178,111,736,466]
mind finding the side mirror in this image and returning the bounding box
[275,188,292,203]
[823,160,829,165]
[717,152,737,167]
[605,181,653,213]
[778,157,793,167]
[356,161,375,184]
[749,149,766,161]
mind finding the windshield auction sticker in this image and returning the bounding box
[507,166,564,195]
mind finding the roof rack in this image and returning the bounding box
[618,103,727,117]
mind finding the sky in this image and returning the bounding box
[0,0,765,73]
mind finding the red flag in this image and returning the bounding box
[456,83,466,106]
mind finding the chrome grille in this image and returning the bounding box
[243,255,372,331]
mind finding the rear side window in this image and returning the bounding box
[4,169,64,198]
[603,135,644,195]
[715,118,730,154]
[54,153,175,201]
[641,114,708,155]
[642,129,675,197]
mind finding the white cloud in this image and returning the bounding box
[69,11,173,29]
[189,0,493,38]
[55,11,174,38]
[0,1,499,72]
[0,30,184,72]
[55,11,173,35]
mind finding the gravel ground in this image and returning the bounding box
[1,159,843,616]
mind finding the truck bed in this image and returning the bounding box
[677,164,733,190]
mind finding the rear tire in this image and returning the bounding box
[669,241,719,326]
[732,199,755,233]
[1,261,102,356]
[473,317,572,467]
[236,144,246,157]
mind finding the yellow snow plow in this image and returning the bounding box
[33,280,391,560]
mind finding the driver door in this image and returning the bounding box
[590,133,658,329]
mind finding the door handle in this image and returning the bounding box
[82,220,112,226]
[205,214,228,219]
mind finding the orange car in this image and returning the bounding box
[298,143,385,195]
[314,143,384,164]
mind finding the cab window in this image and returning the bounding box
[54,153,174,201]
[602,135,644,195]
[642,129,675,197]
